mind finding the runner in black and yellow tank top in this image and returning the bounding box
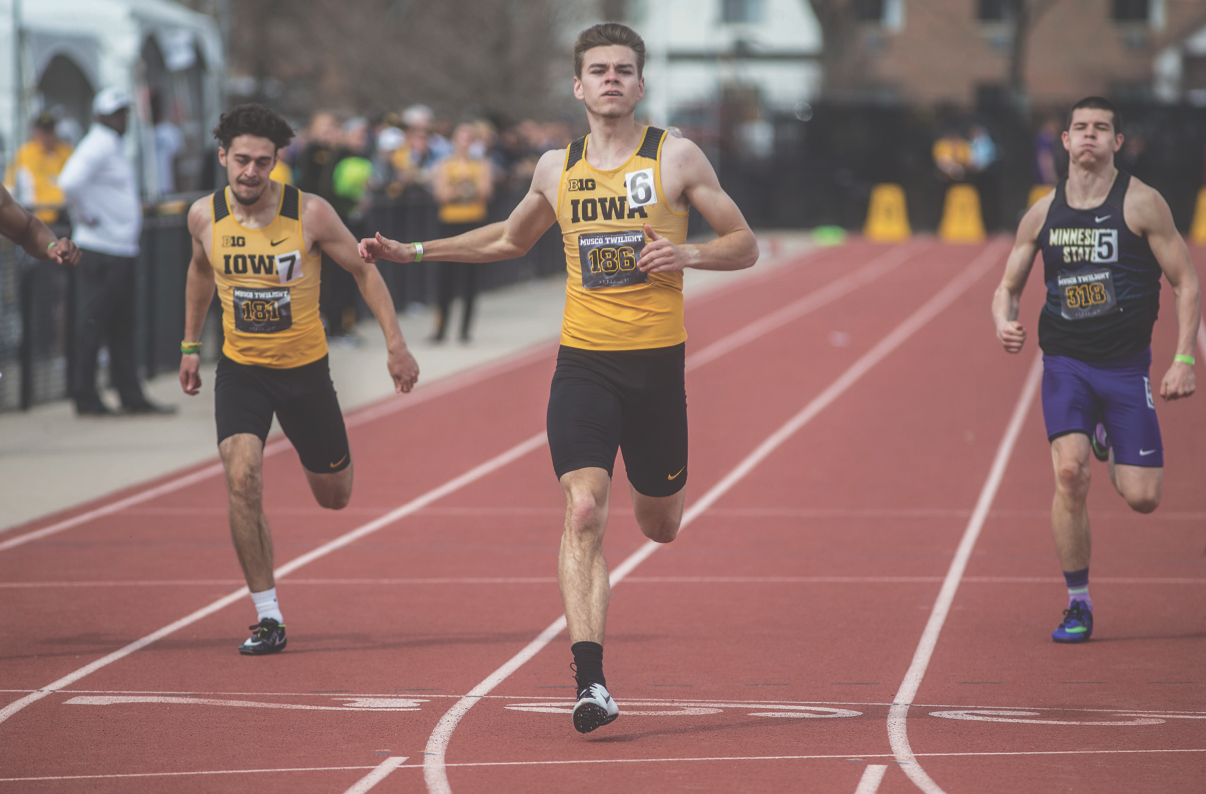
[361,24,759,734]
[992,96,1199,645]
[179,104,419,656]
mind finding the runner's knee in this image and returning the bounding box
[1122,484,1160,514]
[1054,458,1090,498]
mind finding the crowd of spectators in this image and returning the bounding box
[268,104,576,344]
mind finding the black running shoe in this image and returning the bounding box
[239,618,287,655]
[572,682,619,734]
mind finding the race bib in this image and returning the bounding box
[233,287,293,333]
[624,168,657,209]
[275,250,303,284]
[1058,266,1118,321]
[578,230,646,289]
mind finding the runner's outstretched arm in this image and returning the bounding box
[639,137,758,275]
[992,195,1050,354]
[180,200,216,395]
[360,151,560,265]
[305,195,418,393]
[0,184,80,265]
[1130,182,1200,400]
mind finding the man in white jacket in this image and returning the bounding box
[60,88,174,415]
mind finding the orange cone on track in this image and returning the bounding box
[1191,186,1206,245]
[938,184,985,243]
[864,183,911,242]
[1028,185,1054,208]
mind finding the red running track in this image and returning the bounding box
[1,238,1203,793]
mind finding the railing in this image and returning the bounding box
[0,185,564,412]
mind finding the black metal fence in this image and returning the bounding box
[0,185,564,412]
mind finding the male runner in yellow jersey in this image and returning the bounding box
[179,104,419,655]
[361,23,758,733]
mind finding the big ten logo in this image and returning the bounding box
[222,235,247,248]
[568,178,596,192]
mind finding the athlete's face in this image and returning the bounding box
[574,46,644,120]
[1062,109,1123,169]
[219,135,278,206]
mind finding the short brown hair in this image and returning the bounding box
[574,23,646,78]
[1067,96,1122,135]
[213,103,294,152]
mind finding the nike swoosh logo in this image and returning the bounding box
[667,466,685,481]
[270,238,289,246]
[330,454,349,468]
[1139,449,1157,456]
[1094,215,1111,223]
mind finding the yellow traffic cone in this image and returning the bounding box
[864,183,911,242]
[1028,185,1054,208]
[939,184,986,243]
[1190,186,1206,245]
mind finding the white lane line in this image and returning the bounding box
[0,243,912,553]
[886,353,1043,794]
[685,240,930,370]
[423,242,1007,794]
[0,244,915,727]
[855,764,889,794]
[0,433,548,727]
[0,344,555,553]
[8,747,1204,783]
[343,756,409,794]
[12,574,1204,590]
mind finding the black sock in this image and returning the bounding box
[571,641,606,691]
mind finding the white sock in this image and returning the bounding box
[251,587,284,624]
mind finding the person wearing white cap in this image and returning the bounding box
[59,88,174,416]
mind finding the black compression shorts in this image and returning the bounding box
[546,343,687,497]
[214,354,350,473]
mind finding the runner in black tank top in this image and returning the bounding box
[991,97,1199,645]
[1037,170,1162,363]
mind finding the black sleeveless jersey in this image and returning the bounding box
[1037,170,1162,362]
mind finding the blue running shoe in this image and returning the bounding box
[1090,423,1110,462]
[1052,600,1093,643]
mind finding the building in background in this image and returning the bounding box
[0,0,223,201]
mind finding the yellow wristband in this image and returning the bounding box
[1174,354,1195,366]
[181,341,202,355]
[412,242,424,262]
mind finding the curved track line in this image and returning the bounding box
[0,433,548,727]
[886,353,1043,793]
[0,240,840,553]
[423,242,1006,794]
[0,344,555,552]
[0,243,912,729]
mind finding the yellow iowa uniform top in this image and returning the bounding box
[555,126,689,351]
[4,140,72,223]
[211,184,327,368]
[438,157,488,224]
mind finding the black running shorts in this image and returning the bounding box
[546,343,687,497]
[214,354,351,473]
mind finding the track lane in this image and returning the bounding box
[2,242,930,789]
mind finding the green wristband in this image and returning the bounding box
[48,241,56,251]
[412,242,424,262]
[1174,354,1195,366]
[181,341,202,355]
